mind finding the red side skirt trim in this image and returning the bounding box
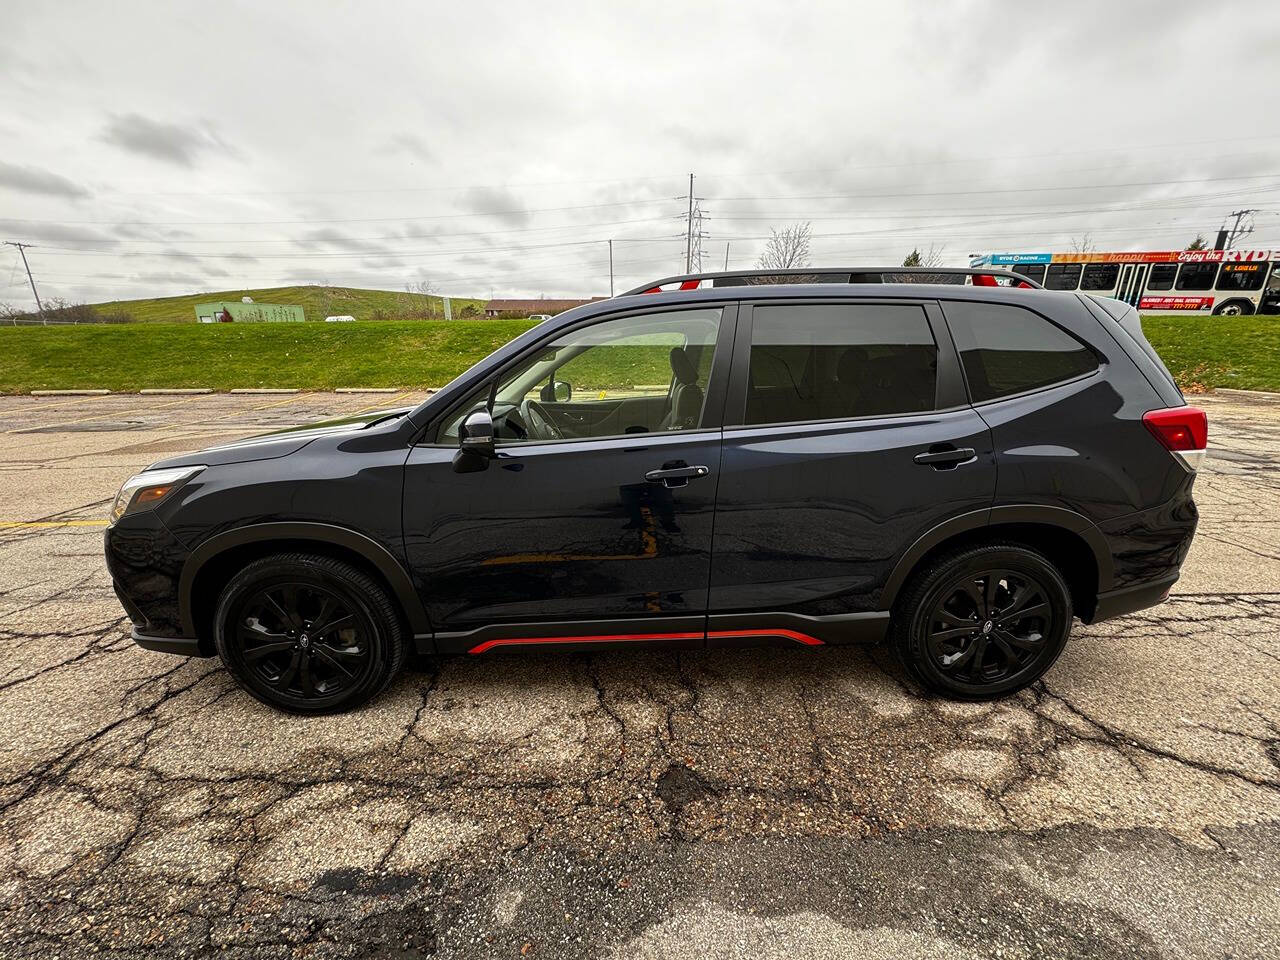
[467,628,823,655]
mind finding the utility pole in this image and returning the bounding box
[3,242,44,323]
[608,239,614,297]
[723,242,730,271]
[1223,209,1259,249]
[685,173,694,272]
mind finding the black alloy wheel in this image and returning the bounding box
[894,544,1072,699]
[215,553,407,713]
[234,582,371,700]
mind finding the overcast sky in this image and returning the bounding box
[2,0,1278,306]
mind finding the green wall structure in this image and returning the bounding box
[194,301,305,323]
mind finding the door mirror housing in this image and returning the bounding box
[453,408,496,472]
[541,379,572,403]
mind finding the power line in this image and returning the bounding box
[2,195,683,228]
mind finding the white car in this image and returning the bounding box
[324,315,356,323]
[527,313,553,322]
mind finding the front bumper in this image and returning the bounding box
[105,515,202,653]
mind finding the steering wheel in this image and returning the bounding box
[521,398,564,441]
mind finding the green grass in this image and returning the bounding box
[1,311,1277,395]
[88,285,483,324]
[1140,312,1280,393]
[0,319,538,393]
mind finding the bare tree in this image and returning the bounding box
[755,222,812,272]
[405,278,438,296]
[1070,234,1096,255]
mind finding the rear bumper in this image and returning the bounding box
[132,629,206,657]
[1089,573,1178,624]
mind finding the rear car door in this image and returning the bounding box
[403,304,736,654]
[707,298,997,644]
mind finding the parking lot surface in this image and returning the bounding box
[0,391,1277,959]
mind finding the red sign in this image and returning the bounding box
[1139,296,1214,311]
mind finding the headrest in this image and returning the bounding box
[670,346,698,385]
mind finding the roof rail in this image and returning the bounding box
[621,266,1041,296]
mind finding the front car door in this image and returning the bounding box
[707,298,997,646]
[403,303,736,654]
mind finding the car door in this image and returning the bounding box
[403,303,736,655]
[706,298,997,646]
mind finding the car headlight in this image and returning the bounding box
[109,466,204,524]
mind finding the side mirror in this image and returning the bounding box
[453,408,495,472]
[540,379,571,403]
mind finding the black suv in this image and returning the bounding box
[105,268,1205,713]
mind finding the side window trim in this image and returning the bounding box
[722,297,949,430]
[424,302,739,446]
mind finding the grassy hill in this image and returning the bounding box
[90,285,484,324]
[0,319,538,392]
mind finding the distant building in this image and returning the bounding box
[194,301,305,323]
[482,298,603,317]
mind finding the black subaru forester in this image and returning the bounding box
[105,267,1204,713]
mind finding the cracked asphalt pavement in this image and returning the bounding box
[0,391,1277,959]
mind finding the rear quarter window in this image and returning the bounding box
[944,301,1100,403]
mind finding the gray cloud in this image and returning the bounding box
[0,161,90,199]
[459,186,530,228]
[99,114,232,168]
[382,133,435,164]
[0,219,119,247]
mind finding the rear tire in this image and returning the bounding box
[891,543,1072,700]
[1212,299,1254,316]
[214,552,408,714]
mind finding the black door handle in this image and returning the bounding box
[913,446,976,468]
[644,464,710,487]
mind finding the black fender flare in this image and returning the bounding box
[879,505,1113,610]
[179,522,431,637]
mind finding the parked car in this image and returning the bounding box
[105,267,1204,713]
[324,315,357,323]
[527,313,553,322]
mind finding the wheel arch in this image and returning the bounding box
[881,506,1112,622]
[180,522,430,652]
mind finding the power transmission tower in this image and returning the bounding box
[689,200,707,273]
[1222,209,1259,249]
[685,173,695,271]
[3,241,44,323]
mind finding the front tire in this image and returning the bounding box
[214,553,408,713]
[892,543,1072,700]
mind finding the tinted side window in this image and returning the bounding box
[945,301,1099,403]
[1010,263,1047,285]
[1081,263,1120,291]
[1216,262,1266,291]
[1177,262,1218,291]
[1044,263,1083,290]
[745,304,938,425]
[1147,263,1177,290]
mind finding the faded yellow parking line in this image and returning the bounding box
[4,394,203,434]
[0,519,109,528]
[354,391,416,414]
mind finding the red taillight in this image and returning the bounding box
[1143,406,1207,471]
[1143,406,1207,451]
